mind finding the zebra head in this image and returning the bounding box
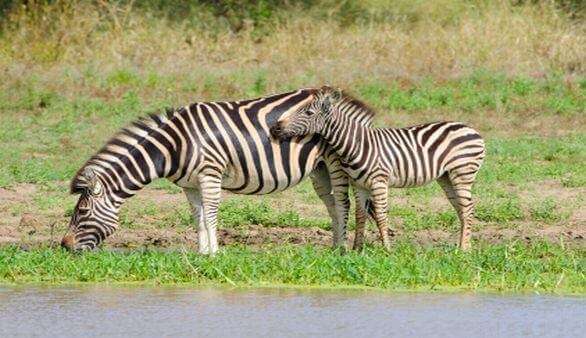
[270,86,343,139]
[61,166,119,251]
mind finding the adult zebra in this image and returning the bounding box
[62,88,374,253]
[271,86,486,251]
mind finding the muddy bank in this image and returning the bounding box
[3,222,585,251]
[1,183,584,250]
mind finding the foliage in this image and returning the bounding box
[0,241,583,293]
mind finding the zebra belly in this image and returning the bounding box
[351,161,438,189]
[388,173,439,188]
[220,152,324,195]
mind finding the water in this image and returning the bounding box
[0,286,584,338]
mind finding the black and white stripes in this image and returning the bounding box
[63,88,371,253]
[272,86,486,251]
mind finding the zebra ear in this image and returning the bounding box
[320,86,343,102]
[71,167,102,195]
[330,88,343,102]
[83,168,103,196]
[322,87,343,111]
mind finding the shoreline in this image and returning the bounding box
[1,242,583,295]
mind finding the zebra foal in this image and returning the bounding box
[271,86,486,251]
[62,88,374,253]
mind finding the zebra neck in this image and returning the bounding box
[89,163,148,205]
[322,114,372,165]
[91,114,183,202]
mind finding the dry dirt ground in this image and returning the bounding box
[0,183,584,250]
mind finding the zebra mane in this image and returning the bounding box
[70,107,178,194]
[341,92,376,115]
[334,90,378,125]
[70,168,91,194]
[315,85,377,122]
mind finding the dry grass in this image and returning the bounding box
[1,1,584,102]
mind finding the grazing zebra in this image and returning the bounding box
[270,86,486,251]
[61,88,375,253]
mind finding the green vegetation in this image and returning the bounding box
[219,199,330,229]
[0,1,584,291]
[0,77,584,187]
[0,242,583,293]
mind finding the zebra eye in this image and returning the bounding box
[305,109,315,116]
[77,198,91,211]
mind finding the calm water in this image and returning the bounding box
[0,286,584,338]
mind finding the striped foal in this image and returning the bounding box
[63,88,374,253]
[271,86,486,251]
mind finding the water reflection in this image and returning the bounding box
[0,286,584,337]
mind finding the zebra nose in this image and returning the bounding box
[270,124,282,138]
[61,234,76,251]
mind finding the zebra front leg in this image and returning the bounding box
[328,166,350,251]
[309,164,340,244]
[370,182,392,250]
[184,188,209,254]
[353,188,370,251]
[199,171,223,255]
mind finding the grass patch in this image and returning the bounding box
[390,206,458,231]
[0,242,583,293]
[117,196,329,230]
[0,89,583,187]
[476,198,525,223]
[361,74,585,117]
[219,199,329,229]
[530,198,567,223]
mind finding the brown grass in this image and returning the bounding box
[1,1,584,99]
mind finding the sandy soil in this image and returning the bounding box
[1,183,584,250]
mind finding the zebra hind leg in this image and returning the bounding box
[354,193,380,251]
[369,183,392,250]
[437,167,479,251]
[184,188,208,254]
[199,171,223,255]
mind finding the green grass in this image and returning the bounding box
[219,199,329,229]
[114,195,330,230]
[530,198,566,223]
[0,241,583,293]
[1,73,584,187]
[361,73,585,116]
[475,198,525,223]
[390,206,458,231]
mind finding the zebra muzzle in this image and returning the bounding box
[60,234,76,251]
[269,124,283,138]
[270,123,294,139]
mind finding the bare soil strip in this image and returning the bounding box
[1,184,584,250]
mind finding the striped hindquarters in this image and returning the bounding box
[379,121,485,187]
